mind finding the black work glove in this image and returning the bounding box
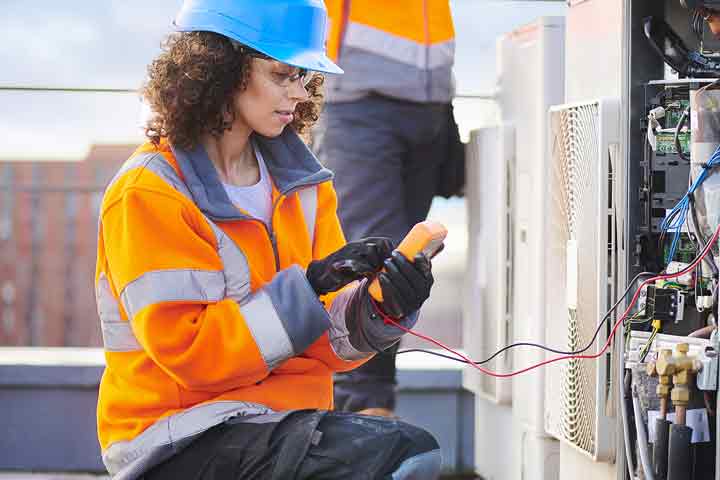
[376,251,434,318]
[306,237,394,295]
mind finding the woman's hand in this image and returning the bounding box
[376,251,434,318]
[306,237,394,295]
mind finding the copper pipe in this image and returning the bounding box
[676,405,687,426]
[705,391,716,416]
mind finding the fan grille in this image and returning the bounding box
[547,103,604,455]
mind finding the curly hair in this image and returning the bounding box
[142,31,324,150]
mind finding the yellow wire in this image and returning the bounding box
[639,324,660,362]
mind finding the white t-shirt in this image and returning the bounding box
[222,142,273,225]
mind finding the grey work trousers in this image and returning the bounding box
[143,410,442,480]
[313,95,451,411]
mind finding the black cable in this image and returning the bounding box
[675,107,691,164]
[692,9,705,42]
[396,271,657,366]
[396,228,719,367]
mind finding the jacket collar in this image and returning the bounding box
[170,128,333,221]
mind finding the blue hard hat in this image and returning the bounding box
[173,0,343,75]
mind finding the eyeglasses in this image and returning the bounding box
[231,41,314,88]
[261,62,313,88]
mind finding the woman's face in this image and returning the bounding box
[232,58,311,138]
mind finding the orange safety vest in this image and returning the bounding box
[95,130,369,478]
[323,0,455,103]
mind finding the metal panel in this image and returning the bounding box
[544,98,620,461]
[463,125,514,405]
[565,0,624,102]
[498,16,565,436]
[492,15,566,480]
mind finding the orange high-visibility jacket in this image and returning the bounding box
[323,0,455,103]
[95,130,371,479]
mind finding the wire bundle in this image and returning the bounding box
[393,222,720,378]
[661,144,720,264]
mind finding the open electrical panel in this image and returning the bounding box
[624,1,720,478]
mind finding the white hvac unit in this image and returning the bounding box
[486,16,565,480]
[543,98,620,462]
[463,125,514,405]
[500,16,565,438]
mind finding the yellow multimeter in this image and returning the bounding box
[369,220,448,302]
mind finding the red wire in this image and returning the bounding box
[383,224,720,378]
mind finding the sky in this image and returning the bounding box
[0,0,566,160]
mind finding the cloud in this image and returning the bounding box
[1,1,180,88]
[0,90,144,160]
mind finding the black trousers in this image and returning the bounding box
[143,410,441,480]
[313,95,451,411]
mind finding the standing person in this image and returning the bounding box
[315,0,460,417]
[94,1,442,478]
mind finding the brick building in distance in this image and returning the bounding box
[0,144,134,347]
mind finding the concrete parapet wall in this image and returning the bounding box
[0,348,474,475]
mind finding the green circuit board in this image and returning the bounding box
[656,131,690,156]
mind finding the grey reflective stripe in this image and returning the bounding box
[106,152,193,200]
[239,290,294,369]
[120,269,225,320]
[325,46,454,104]
[206,220,251,303]
[97,273,142,352]
[327,284,371,361]
[298,186,318,247]
[344,21,454,70]
[103,401,277,480]
[117,152,252,304]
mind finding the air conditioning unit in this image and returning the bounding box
[543,98,620,462]
[463,125,515,405]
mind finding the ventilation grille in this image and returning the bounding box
[545,100,618,461]
[463,126,513,405]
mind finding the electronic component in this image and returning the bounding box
[656,131,690,156]
[646,285,681,322]
[666,261,694,285]
[644,16,720,77]
[642,83,693,236]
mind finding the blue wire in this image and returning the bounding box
[662,144,720,265]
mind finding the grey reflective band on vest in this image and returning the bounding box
[238,290,295,369]
[344,21,454,70]
[120,269,226,320]
[103,401,277,480]
[100,152,320,365]
[297,187,318,246]
[97,273,142,352]
[107,152,193,200]
[206,221,251,303]
[325,20,455,104]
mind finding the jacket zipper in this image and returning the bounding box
[265,181,324,273]
[266,196,282,272]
